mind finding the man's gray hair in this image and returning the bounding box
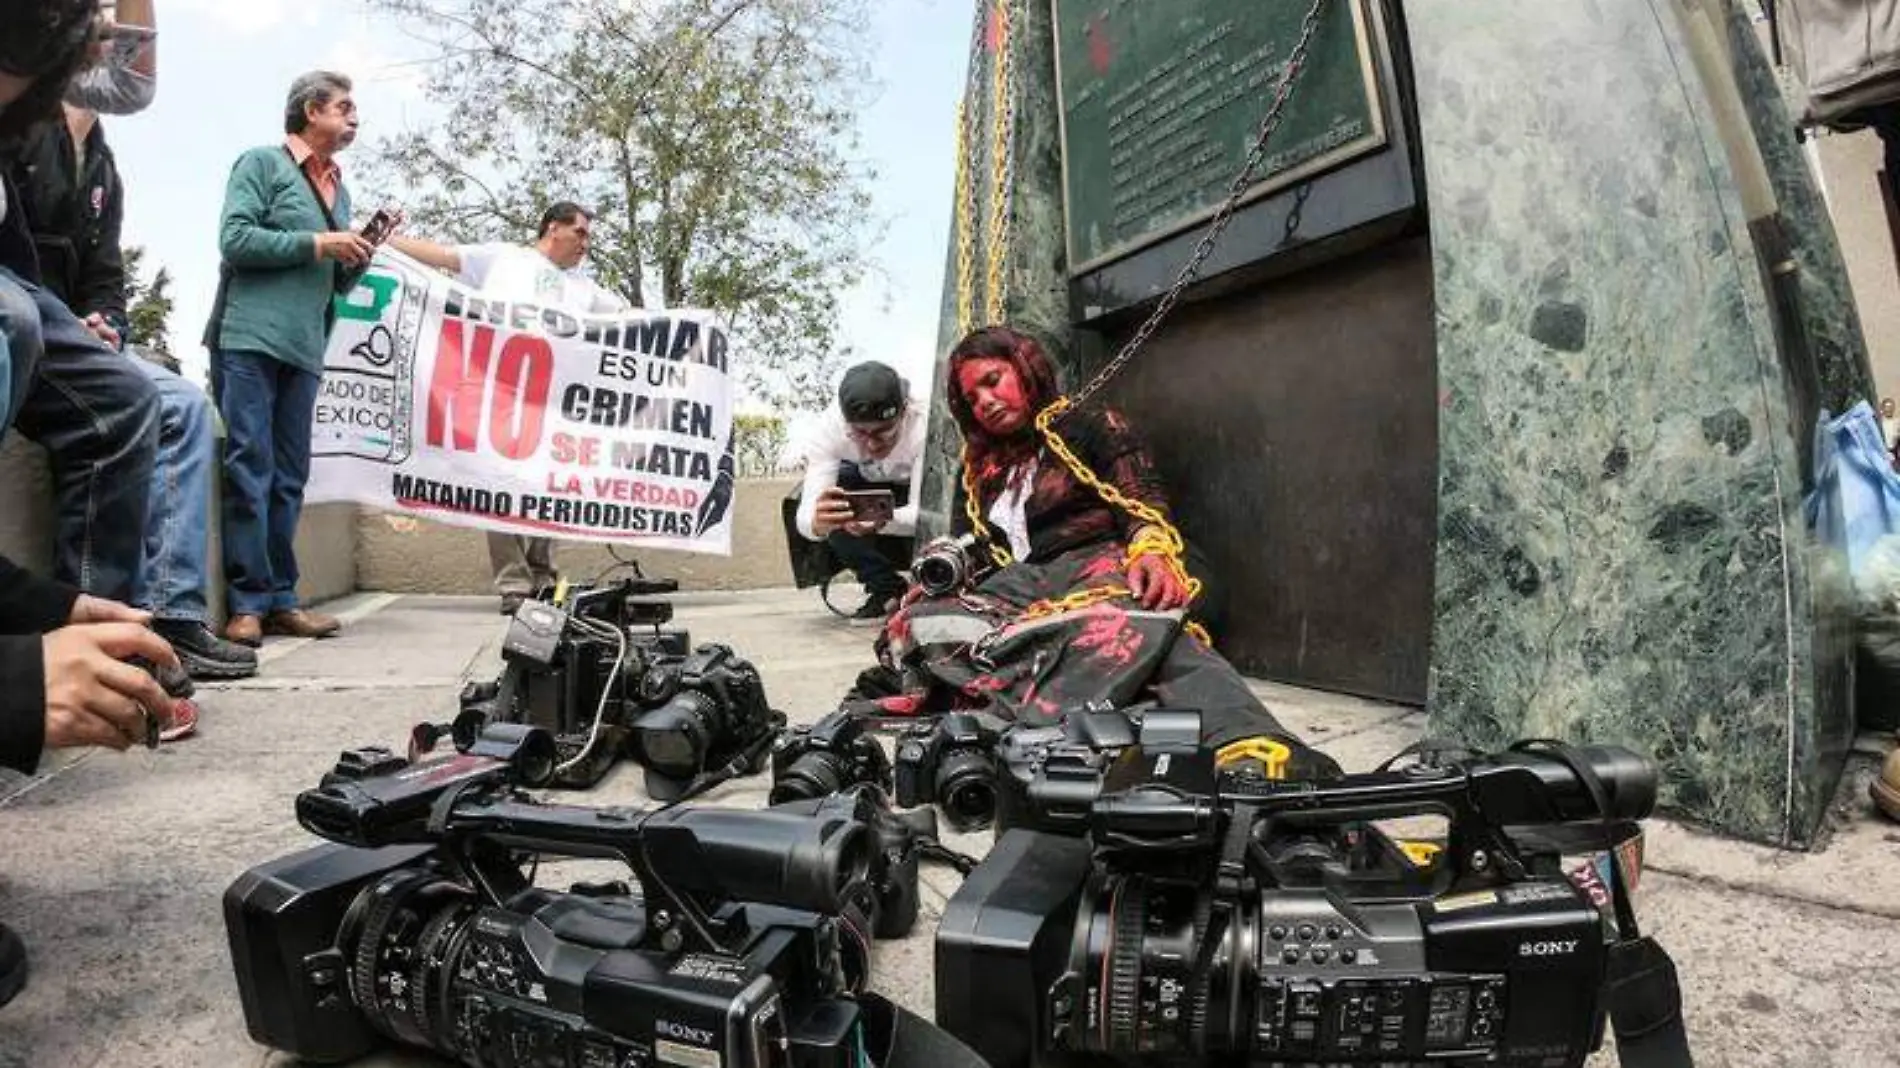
[284,71,352,135]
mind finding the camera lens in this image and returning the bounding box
[935,748,998,831]
[337,868,478,1051]
[1073,875,1215,1057]
[913,553,963,596]
[634,691,721,778]
[771,750,848,805]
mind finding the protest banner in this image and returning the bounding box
[304,249,737,554]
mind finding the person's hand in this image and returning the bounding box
[41,623,179,751]
[1126,553,1192,612]
[316,231,374,266]
[811,487,856,537]
[82,312,121,349]
[68,593,151,626]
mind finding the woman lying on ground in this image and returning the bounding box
[873,325,1338,778]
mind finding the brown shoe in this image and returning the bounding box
[1873,748,1900,822]
[263,608,341,639]
[224,614,263,647]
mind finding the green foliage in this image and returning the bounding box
[733,412,789,478]
[121,245,175,362]
[360,0,878,412]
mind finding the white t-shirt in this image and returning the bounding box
[795,399,930,540]
[454,243,629,313]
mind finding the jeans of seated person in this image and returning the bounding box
[211,349,321,617]
[826,528,907,603]
[5,269,159,602]
[0,271,43,430]
[127,359,214,625]
[823,462,912,603]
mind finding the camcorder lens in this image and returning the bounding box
[1077,875,1221,1058]
[936,749,998,831]
[338,870,478,1052]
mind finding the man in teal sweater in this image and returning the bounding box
[204,71,372,646]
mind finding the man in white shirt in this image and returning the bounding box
[796,361,927,619]
[391,202,631,612]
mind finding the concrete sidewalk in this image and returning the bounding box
[0,591,1895,1067]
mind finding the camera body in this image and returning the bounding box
[910,534,995,598]
[937,714,1660,1068]
[454,577,692,789]
[769,708,895,805]
[227,726,919,1068]
[892,712,1003,832]
[628,642,782,801]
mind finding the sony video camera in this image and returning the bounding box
[936,711,1662,1068]
[910,533,995,598]
[450,578,781,796]
[770,707,895,805]
[225,724,925,1068]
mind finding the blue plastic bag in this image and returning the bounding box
[1805,401,1900,602]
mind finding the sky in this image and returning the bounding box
[104,0,974,409]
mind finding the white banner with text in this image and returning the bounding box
[304,250,737,554]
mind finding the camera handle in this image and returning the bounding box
[1509,740,1694,1068]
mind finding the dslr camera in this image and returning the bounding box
[891,703,1155,835]
[770,707,895,805]
[224,724,925,1068]
[452,578,781,797]
[892,712,1005,832]
[910,533,995,598]
[937,711,1664,1068]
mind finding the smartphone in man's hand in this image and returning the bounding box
[840,489,896,526]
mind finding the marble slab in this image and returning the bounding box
[1409,0,1857,846]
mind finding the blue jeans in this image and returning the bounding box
[129,359,214,624]
[212,350,319,617]
[5,269,159,601]
[0,271,42,431]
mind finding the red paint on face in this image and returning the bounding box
[957,357,1030,437]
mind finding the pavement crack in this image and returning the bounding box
[1645,865,1900,924]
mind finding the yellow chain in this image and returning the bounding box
[954,397,1212,646]
[984,0,1012,323]
[952,98,977,336]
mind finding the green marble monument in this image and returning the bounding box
[920,0,1872,847]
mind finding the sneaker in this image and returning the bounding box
[153,620,258,681]
[0,922,25,1007]
[849,594,898,622]
[158,697,200,744]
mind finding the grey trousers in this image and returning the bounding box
[488,532,556,596]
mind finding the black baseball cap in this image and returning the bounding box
[838,361,905,423]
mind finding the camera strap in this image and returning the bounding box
[1509,740,1695,1068]
[855,991,994,1068]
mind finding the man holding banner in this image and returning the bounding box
[390,202,631,613]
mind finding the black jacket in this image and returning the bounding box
[0,555,80,775]
[4,117,125,332]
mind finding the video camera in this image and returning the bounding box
[936,711,1671,1068]
[446,577,782,796]
[224,724,928,1068]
